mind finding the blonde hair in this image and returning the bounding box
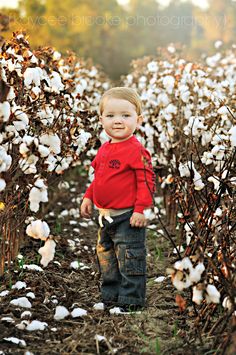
[99,87,142,116]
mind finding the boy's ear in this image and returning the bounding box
[99,116,103,123]
[137,115,143,127]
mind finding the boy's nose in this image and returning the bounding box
[114,116,123,123]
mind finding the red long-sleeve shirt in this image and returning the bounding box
[84,135,156,213]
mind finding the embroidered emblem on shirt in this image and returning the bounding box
[109,159,121,169]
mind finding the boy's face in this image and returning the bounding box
[100,97,143,143]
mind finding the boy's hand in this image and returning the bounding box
[130,212,147,228]
[80,198,93,218]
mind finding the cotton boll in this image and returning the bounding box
[201,131,213,146]
[12,281,27,290]
[174,257,193,271]
[34,178,47,189]
[193,171,205,190]
[26,320,48,331]
[222,296,234,310]
[205,284,221,304]
[208,176,220,191]
[23,135,34,145]
[0,147,12,172]
[19,154,39,174]
[181,257,193,270]
[206,53,221,67]
[77,130,92,148]
[24,67,44,88]
[54,305,70,320]
[55,156,73,174]
[184,222,194,232]
[189,263,205,283]
[21,311,32,319]
[186,231,193,245]
[172,271,191,291]
[217,106,228,115]
[0,178,6,191]
[31,86,41,98]
[39,133,61,154]
[167,122,174,137]
[70,261,80,270]
[19,142,30,156]
[93,303,105,311]
[26,292,35,299]
[29,187,46,212]
[147,61,158,72]
[201,151,213,165]
[192,286,203,305]
[13,111,29,131]
[38,239,56,267]
[71,308,87,317]
[0,290,9,297]
[7,86,16,100]
[38,144,50,157]
[58,181,70,190]
[50,71,64,93]
[53,51,61,61]
[157,92,169,107]
[10,297,32,308]
[162,76,175,94]
[154,276,166,283]
[26,220,50,240]
[0,101,11,122]
[229,126,236,147]
[29,178,48,212]
[23,264,43,272]
[178,162,191,177]
[44,154,57,172]
[214,208,222,217]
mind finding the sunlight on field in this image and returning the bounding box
[0,0,18,8]
[0,0,210,10]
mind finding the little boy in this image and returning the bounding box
[80,87,155,312]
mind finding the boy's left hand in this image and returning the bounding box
[130,212,147,228]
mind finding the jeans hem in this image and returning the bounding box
[101,292,118,302]
[118,295,145,306]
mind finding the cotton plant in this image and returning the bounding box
[0,32,110,275]
[167,257,222,305]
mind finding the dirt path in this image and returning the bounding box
[0,178,193,355]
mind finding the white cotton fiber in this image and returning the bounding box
[10,297,32,308]
[38,239,56,267]
[26,220,50,240]
[54,306,70,320]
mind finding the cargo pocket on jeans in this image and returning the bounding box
[125,247,146,276]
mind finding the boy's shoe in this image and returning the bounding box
[109,304,144,315]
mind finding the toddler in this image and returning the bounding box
[80,87,155,312]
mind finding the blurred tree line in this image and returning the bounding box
[1,0,236,81]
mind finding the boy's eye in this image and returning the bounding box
[123,114,130,118]
[106,114,113,118]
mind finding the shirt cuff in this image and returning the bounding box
[83,192,93,201]
[133,205,145,214]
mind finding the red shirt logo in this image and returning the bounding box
[109,159,121,169]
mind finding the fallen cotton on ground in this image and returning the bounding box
[0,178,204,354]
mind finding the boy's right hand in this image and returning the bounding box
[80,198,93,218]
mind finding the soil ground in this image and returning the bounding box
[0,175,211,354]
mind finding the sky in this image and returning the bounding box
[0,0,210,10]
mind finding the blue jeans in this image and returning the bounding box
[96,210,146,306]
